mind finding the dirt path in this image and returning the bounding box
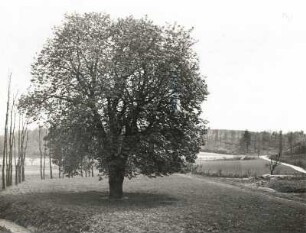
[0,175,305,233]
[0,219,31,233]
[260,155,306,173]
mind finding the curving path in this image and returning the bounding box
[0,219,31,233]
[260,155,306,174]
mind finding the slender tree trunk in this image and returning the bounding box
[21,157,25,181]
[91,159,94,177]
[58,148,62,179]
[43,139,46,179]
[39,126,43,179]
[45,128,53,179]
[14,127,17,185]
[2,74,11,190]
[14,158,17,185]
[80,154,83,177]
[2,130,7,190]
[16,117,21,184]
[18,160,21,183]
[7,122,12,187]
[7,97,16,187]
[49,152,53,179]
[21,131,28,182]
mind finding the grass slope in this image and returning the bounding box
[0,175,305,233]
[193,158,297,177]
[280,154,306,169]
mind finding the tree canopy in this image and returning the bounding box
[19,13,208,198]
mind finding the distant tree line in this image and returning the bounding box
[1,125,97,180]
[202,129,306,156]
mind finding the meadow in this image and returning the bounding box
[0,152,305,233]
[280,153,306,169]
[193,152,298,178]
[1,174,306,233]
[192,159,297,178]
[0,152,300,182]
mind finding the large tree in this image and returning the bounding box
[19,13,208,198]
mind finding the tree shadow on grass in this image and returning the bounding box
[11,191,181,210]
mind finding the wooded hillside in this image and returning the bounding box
[202,129,306,155]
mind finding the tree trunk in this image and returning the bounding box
[108,162,125,199]
[39,126,43,179]
[15,164,18,185]
[2,74,11,190]
[49,153,53,179]
[43,146,46,179]
[18,162,21,183]
[91,162,94,177]
[21,159,25,182]
[80,154,83,177]
[21,131,28,182]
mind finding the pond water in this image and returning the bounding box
[196,152,249,161]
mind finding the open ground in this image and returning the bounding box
[0,152,306,233]
[195,152,299,177]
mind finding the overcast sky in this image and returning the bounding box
[0,0,305,133]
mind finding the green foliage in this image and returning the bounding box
[19,13,208,180]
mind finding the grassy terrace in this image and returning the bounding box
[280,154,306,169]
[0,174,306,233]
[0,152,305,233]
[193,158,298,178]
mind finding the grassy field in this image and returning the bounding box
[1,152,302,181]
[280,154,306,169]
[192,157,297,178]
[192,153,306,196]
[0,153,305,232]
[1,175,306,233]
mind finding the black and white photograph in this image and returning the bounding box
[0,0,305,232]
